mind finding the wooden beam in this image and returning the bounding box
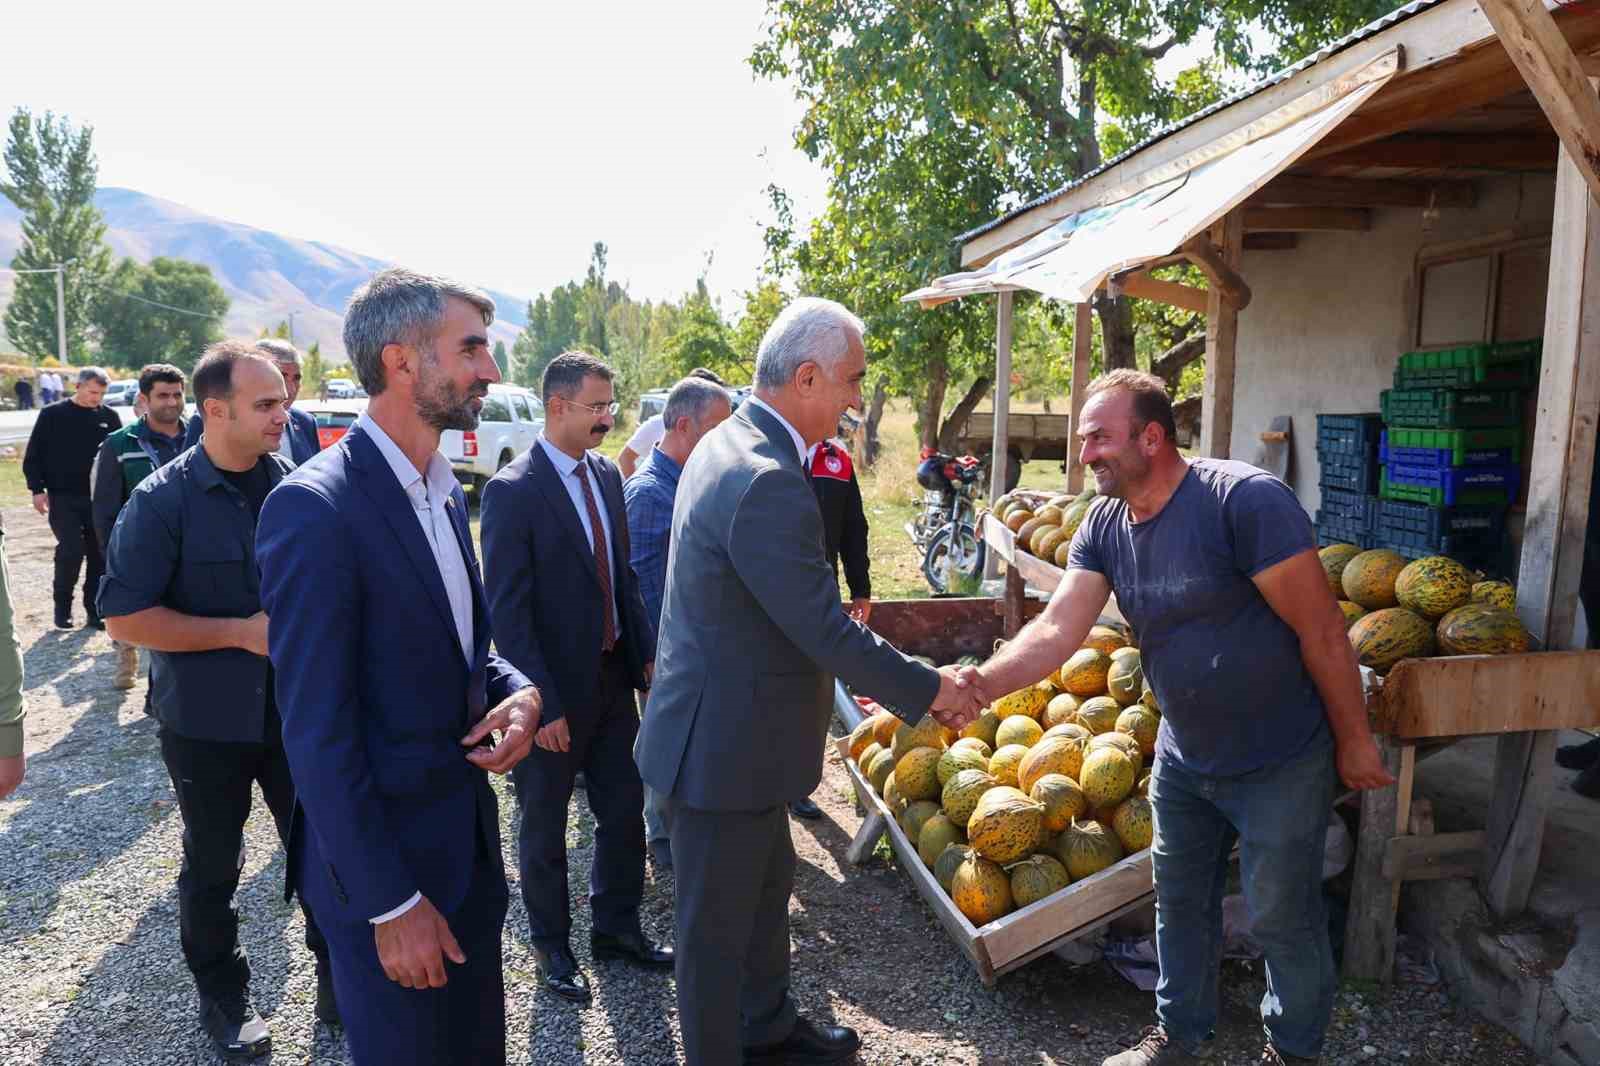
[1250,176,1476,208]
[1480,0,1600,206]
[1312,133,1559,171]
[1066,303,1093,493]
[1244,206,1372,232]
[1181,234,1253,310]
[984,291,1014,582]
[1382,831,1486,882]
[1113,272,1210,314]
[1199,212,1243,459]
[1343,733,1405,982]
[1242,232,1299,251]
[1486,128,1600,920]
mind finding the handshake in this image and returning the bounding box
[928,665,995,731]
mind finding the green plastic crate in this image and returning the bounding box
[1380,387,1524,428]
[1380,469,1515,508]
[1392,361,1537,390]
[1396,339,1541,371]
[1382,426,1523,465]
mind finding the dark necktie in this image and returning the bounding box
[574,462,617,652]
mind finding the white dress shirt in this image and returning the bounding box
[357,412,477,925]
[744,395,809,467]
[537,435,622,636]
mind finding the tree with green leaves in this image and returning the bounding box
[1,109,113,360]
[301,341,328,396]
[492,340,508,376]
[93,257,228,371]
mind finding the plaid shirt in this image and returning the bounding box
[623,445,683,637]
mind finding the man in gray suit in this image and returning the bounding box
[635,297,983,1066]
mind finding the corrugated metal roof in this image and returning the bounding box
[955,0,1446,247]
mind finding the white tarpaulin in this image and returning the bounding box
[904,51,1400,308]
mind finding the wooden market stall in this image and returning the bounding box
[898,0,1600,995]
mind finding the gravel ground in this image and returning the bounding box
[0,500,1545,1065]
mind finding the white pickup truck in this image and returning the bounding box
[440,382,545,494]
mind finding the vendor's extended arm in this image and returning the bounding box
[1252,549,1394,791]
[965,567,1111,703]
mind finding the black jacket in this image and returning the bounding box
[22,399,119,497]
[808,439,871,600]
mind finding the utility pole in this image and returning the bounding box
[286,310,299,346]
[54,264,67,366]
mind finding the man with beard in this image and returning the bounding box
[482,351,667,1008]
[99,342,333,1057]
[955,370,1393,1066]
[256,269,541,1065]
[92,363,190,690]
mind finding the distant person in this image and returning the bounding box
[91,363,190,690]
[46,370,65,404]
[13,377,33,410]
[99,343,336,1058]
[622,375,733,868]
[23,367,118,629]
[186,339,321,465]
[0,514,26,800]
[37,370,55,405]
[483,351,669,1007]
[618,367,726,478]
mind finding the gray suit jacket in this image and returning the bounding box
[635,402,940,811]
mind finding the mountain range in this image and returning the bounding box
[0,187,529,363]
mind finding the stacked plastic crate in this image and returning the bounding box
[1373,340,1538,565]
[1314,413,1383,548]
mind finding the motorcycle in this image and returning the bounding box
[906,450,987,594]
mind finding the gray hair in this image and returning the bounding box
[77,366,109,387]
[343,268,495,395]
[662,376,730,429]
[753,297,864,391]
[257,338,301,366]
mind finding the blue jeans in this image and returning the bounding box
[1148,730,1338,1059]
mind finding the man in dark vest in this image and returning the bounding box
[91,363,189,690]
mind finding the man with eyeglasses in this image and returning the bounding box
[482,351,669,1008]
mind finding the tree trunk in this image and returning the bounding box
[937,375,992,454]
[863,380,888,467]
[1094,293,1137,371]
[917,357,950,450]
[1151,333,1206,390]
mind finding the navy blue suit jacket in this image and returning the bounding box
[187,405,321,466]
[481,444,654,726]
[256,423,530,924]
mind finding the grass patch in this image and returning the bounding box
[0,459,30,509]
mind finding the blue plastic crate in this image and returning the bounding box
[1383,462,1519,507]
[1318,487,1375,522]
[1370,499,1504,542]
[1379,430,1515,468]
[1369,528,1503,563]
[1316,513,1373,549]
[1316,413,1384,455]
[1318,446,1380,494]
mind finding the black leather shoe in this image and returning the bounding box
[534,944,592,1005]
[314,961,341,1027]
[788,797,823,820]
[1574,759,1600,800]
[198,989,271,1058]
[1557,736,1600,770]
[591,928,674,969]
[84,613,106,631]
[746,1016,861,1064]
[54,609,72,630]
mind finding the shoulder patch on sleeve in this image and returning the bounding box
[809,441,853,482]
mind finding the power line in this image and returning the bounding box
[79,280,225,319]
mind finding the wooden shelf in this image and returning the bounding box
[1374,649,1600,739]
[982,514,1065,593]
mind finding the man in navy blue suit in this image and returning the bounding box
[482,351,669,1008]
[257,269,542,1065]
[188,338,321,466]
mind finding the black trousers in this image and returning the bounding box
[46,494,101,616]
[511,650,645,948]
[158,719,329,999]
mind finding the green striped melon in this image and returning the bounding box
[933,843,970,892]
[1114,705,1161,758]
[916,814,963,867]
[1436,603,1532,656]
[995,715,1044,750]
[967,786,1046,864]
[1042,721,1092,745]
[855,741,883,771]
[959,709,1001,749]
[1348,607,1435,674]
[1030,773,1088,834]
[1338,601,1369,629]
[988,744,1030,788]
[1088,731,1144,777]
[895,747,943,801]
[1106,650,1144,707]
[1055,818,1126,880]
[1009,854,1072,908]
[1081,625,1128,656]
[1470,580,1517,612]
[866,747,897,793]
[890,716,946,762]
[1341,549,1407,610]
[941,769,999,830]
[1112,796,1154,853]
[1394,555,1474,621]
[1017,733,1088,793]
[1319,543,1363,597]
[899,800,942,844]
[937,744,991,787]
[1079,746,1136,808]
[992,684,1049,721]
[1042,692,1082,729]
[1076,695,1123,735]
[1059,648,1113,697]
[846,717,880,763]
[951,852,1013,925]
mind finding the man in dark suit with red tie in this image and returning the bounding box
[481,351,671,1007]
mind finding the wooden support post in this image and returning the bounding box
[1067,302,1092,493]
[984,291,1014,581]
[1003,563,1025,639]
[1343,733,1406,982]
[1487,126,1600,918]
[1199,212,1244,459]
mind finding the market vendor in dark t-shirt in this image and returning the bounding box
[955,370,1392,1066]
[98,341,336,1059]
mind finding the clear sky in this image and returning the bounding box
[0,0,828,313]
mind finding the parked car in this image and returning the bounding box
[103,379,139,407]
[637,389,670,423]
[299,399,368,450]
[324,379,367,400]
[440,383,544,494]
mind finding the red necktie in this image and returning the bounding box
[574,463,617,652]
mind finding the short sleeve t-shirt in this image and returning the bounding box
[1066,459,1327,776]
[625,416,666,475]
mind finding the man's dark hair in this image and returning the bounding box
[688,367,726,386]
[1085,368,1178,443]
[138,363,186,396]
[541,350,613,403]
[193,341,271,409]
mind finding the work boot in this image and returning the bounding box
[113,644,138,690]
[1556,735,1600,770]
[1102,1027,1203,1065]
[198,988,271,1058]
[1262,1043,1319,1064]
[1573,760,1600,800]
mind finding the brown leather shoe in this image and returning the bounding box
[1102,1027,1202,1066]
